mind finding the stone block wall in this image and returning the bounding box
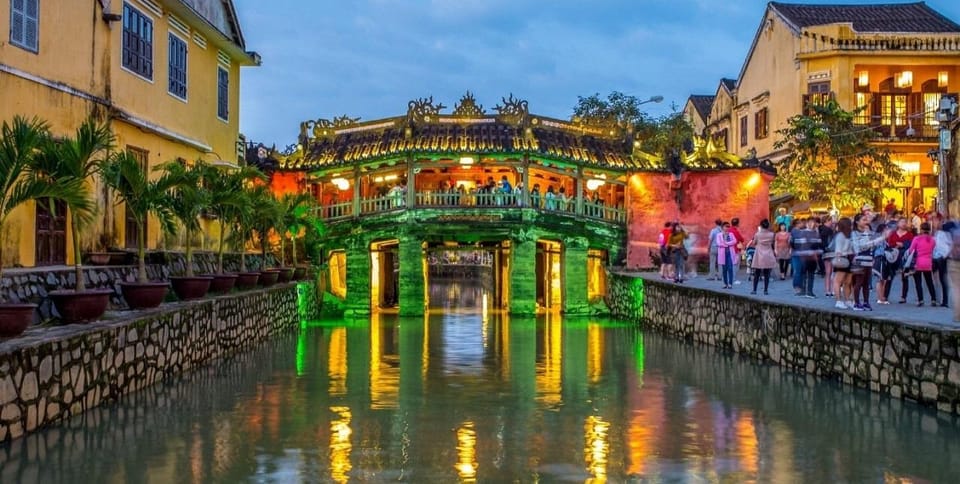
[0,281,313,443]
[607,273,960,414]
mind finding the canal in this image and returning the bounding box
[1,282,958,482]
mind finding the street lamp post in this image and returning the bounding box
[936,95,957,214]
[639,95,664,106]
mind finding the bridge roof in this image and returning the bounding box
[273,93,753,174]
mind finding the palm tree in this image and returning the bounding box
[202,164,266,273]
[248,185,282,269]
[33,118,114,292]
[279,192,322,268]
[0,116,55,293]
[100,151,176,283]
[158,160,211,277]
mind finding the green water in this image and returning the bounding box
[1,282,959,483]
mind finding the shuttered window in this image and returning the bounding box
[10,0,39,52]
[168,33,187,99]
[217,67,229,120]
[122,3,153,80]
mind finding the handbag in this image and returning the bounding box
[854,254,874,268]
[833,254,850,269]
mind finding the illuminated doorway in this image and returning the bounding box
[536,240,563,310]
[370,239,399,310]
[588,249,608,303]
[425,241,510,310]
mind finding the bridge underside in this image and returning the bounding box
[321,207,624,316]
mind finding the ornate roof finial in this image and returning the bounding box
[493,93,529,126]
[407,96,447,124]
[452,91,486,117]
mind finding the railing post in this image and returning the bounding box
[522,156,531,207]
[575,166,584,216]
[352,166,361,217]
[406,158,416,208]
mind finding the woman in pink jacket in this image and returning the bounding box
[716,221,739,289]
[907,222,937,306]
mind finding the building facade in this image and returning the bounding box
[0,0,258,268]
[701,2,960,214]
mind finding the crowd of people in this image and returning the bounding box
[657,203,960,323]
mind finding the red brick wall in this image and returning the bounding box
[626,169,772,269]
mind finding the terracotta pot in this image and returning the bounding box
[119,282,169,309]
[235,272,261,290]
[207,273,238,294]
[0,303,36,337]
[292,266,307,280]
[258,270,280,287]
[276,267,295,283]
[49,289,111,324]
[86,252,112,265]
[169,276,213,301]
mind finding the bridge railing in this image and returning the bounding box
[318,192,624,224]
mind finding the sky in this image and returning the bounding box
[234,0,960,148]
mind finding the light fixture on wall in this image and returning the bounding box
[896,71,913,89]
[939,71,949,88]
[331,177,350,190]
[459,156,474,165]
[857,70,869,88]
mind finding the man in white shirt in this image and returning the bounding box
[707,219,722,280]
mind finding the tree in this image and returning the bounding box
[158,160,211,277]
[278,192,322,267]
[572,91,693,157]
[773,99,902,211]
[201,164,266,274]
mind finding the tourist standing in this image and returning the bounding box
[794,218,823,298]
[851,213,888,311]
[749,219,776,295]
[774,223,792,280]
[933,217,951,307]
[774,207,793,231]
[668,223,689,283]
[545,186,557,211]
[819,218,835,292]
[707,219,723,280]
[530,184,541,209]
[831,218,855,309]
[730,218,745,284]
[888,218,914,304]
[907,222,937,306]
[659,222,674,280]
[716,221,738,289]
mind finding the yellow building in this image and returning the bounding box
[703,2,960,214]
[682,94,714,137]
[0,0,259,268]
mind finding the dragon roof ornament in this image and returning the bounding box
[452,91,486,118]
[493,93,529,126]
[407,96,447,124]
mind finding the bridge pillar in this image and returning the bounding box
[397,236,427,316]
[344,244,371,316]
[563,237,590,314]
[509,238,538,315]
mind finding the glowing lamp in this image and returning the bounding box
[459,156,474,165]
[895,71,913,89]
[331,177,350,190]
[939,71,949,88]
[857,70,869,88]
[586,179,606,191]
[385,174,398,181]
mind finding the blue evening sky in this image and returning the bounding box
[235,0,960,148]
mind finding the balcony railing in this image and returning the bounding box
[319,191,626,225]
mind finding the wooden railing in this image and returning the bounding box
[318,191,626,225]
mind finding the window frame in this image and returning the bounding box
[167,31,188,101]
[9,0,40,53]
[121,2,154,82]
[754,107,769,140]
[739,115,748,147]
[217,66,230,121]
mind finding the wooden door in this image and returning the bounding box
[124,147,149,249]
[35,199,66,266]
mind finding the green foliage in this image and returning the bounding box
[0,116,57,287]
[279,192,323,265]
[572,91,693,157]
[202,164,266,273]
[772,99,902,210]
[100,151,175,282]
[158,160,211,276]
[32,118,115,291]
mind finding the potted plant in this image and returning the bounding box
[159,160,213,300]
[280,192,322,280]
[0,116,55,335]
[202,164,265,293]
[228,185,261,290]
[33,118,114,323]
[248,185,281,287]
[100,151,175,309]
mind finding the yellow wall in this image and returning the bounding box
[682,100,707,136]
[0,0,254,268]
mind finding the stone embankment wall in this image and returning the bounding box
[607,273,960,414]
[0,281,315,443]
[1,252,277,322]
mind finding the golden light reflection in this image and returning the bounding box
[481,293,489,349]
[499,315,511,381]
[369,313,399,409]
[455,421,478,481]
[584,415,610,482]
[587,249,607,303]
[587,323,603,383]
[422,312,430,381]
[328,327,348,396]
[329,251,347,298]
[536,313,563,406]
[550,253,562,308]
[736,411,759,476]
[329,406,353,483]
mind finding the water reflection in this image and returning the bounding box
[1,281,959,483]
